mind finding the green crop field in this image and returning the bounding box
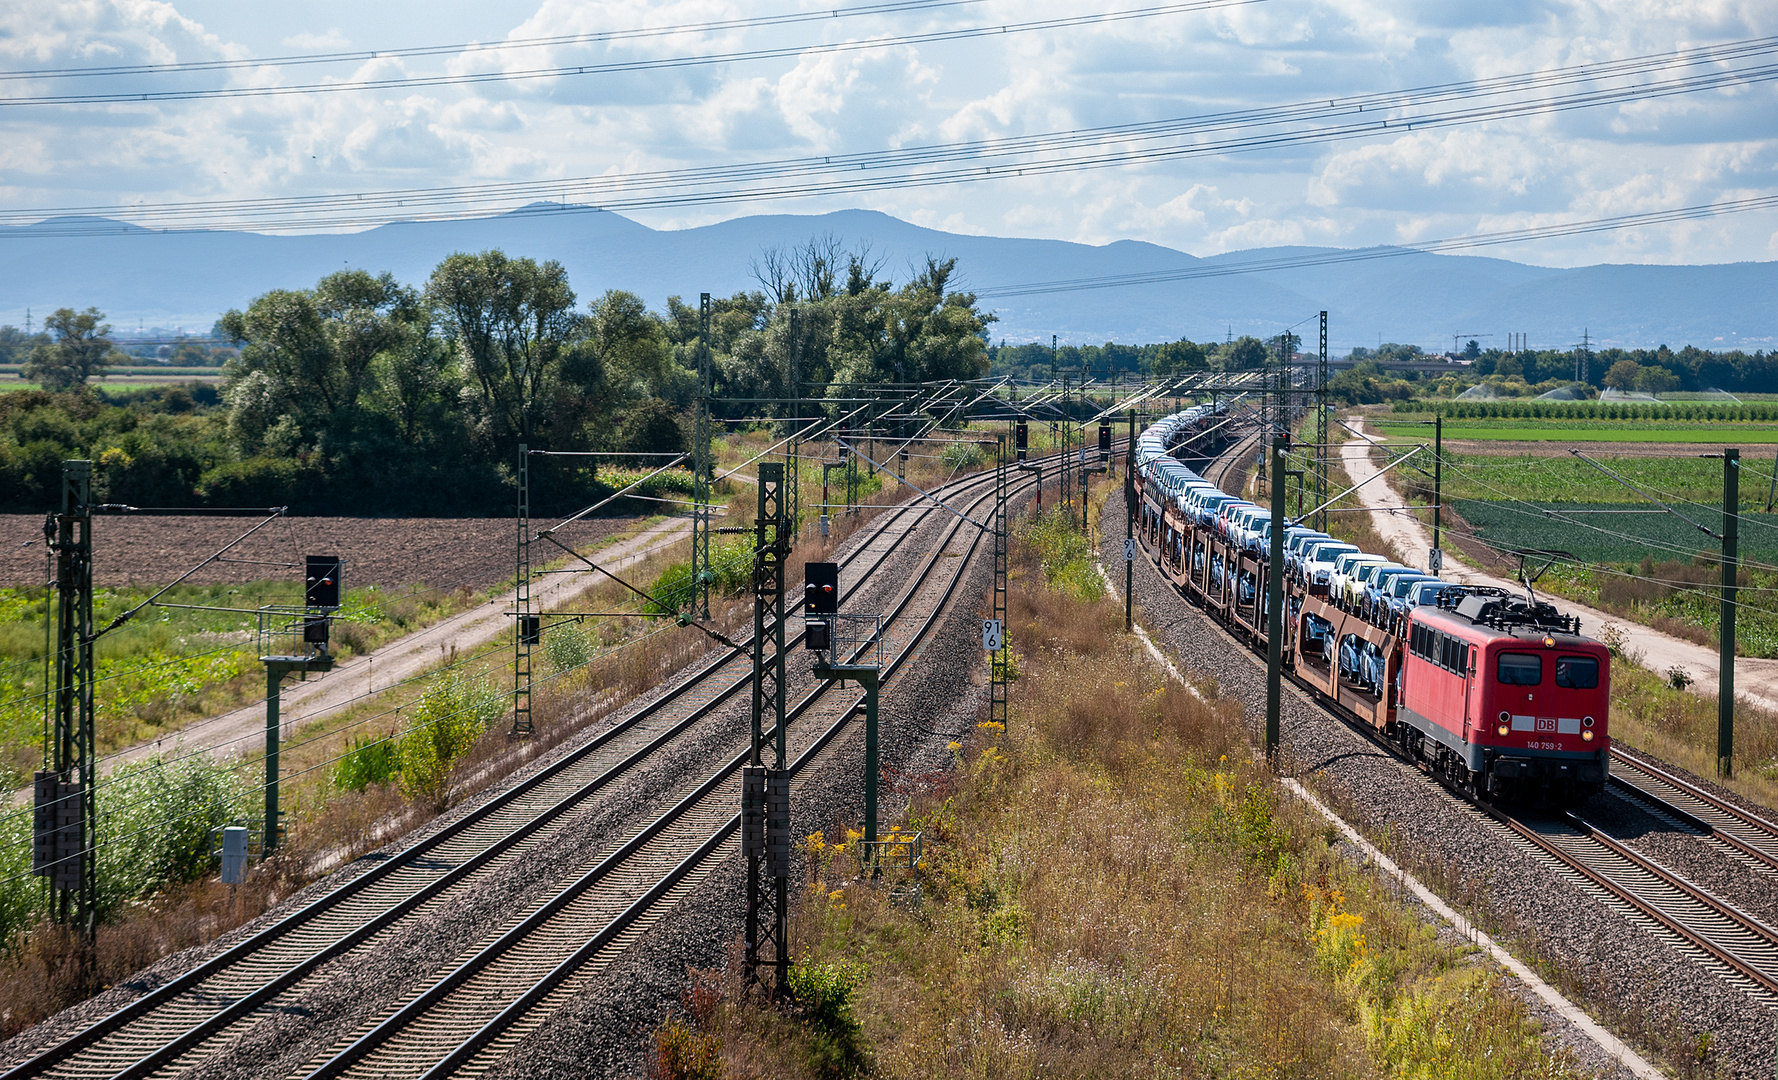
[1405,450,1766,506]
[1372,420,1778,443]
[1449,499,1778,564]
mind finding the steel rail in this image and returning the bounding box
[1608,748,1778,871]
[298,448,1026,1079]
[1491,806,1778,995]
[1,452,1050,1080]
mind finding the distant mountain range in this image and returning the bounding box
[0,205,1772,351]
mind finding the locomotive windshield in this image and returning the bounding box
[1555,655,1599,689]
[1497,652,1543,686]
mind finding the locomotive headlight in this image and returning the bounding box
[1582,716,1595,728]
[1581,730,1594,741]
[1497,724,1510,736]
[1542,636,1556,648]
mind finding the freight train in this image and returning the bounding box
[1132,407,1610,806]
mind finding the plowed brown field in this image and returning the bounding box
[0,513,642,589]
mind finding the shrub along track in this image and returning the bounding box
[0,456,1046,1080]
[1121,433,1778,1076]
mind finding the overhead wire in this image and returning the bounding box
[5,36,1777,235]
[0,0,1260,106]
[0,0,993,81]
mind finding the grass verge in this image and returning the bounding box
[647,512,1583,1080]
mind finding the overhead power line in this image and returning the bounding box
[0,0,1259,106]
[3,35,1774,237]
[0,0,991,80]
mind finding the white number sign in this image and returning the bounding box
[1123,538,1137,561]
[982,618,1004,652]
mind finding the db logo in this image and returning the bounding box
[1535,717,1557,733]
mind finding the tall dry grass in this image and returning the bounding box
[653,513,1583,1080]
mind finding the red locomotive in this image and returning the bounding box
[1398,592,1610,804]
[1133,408,1611,807]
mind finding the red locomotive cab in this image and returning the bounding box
[1397,589,1609,805]
[1477,636,1611,757]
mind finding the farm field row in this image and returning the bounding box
[1371,420,1778,443]
[1447,499,1778,564]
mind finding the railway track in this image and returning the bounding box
[1488,805,1778,999]
[2,456,1043,1080]
[1156,425,1778,1003]
[294,443,1019,1079]
[1608,748,1778,871]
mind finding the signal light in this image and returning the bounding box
[305,555,341,609]
[519,614,541,645]
[1581,730,1594,741]
[1015,421,1028,461]
[1098,422,1112,453]
[803,562,839,615]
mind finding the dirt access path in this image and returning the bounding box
[108,515,693,769]
[1341,419,1778,713]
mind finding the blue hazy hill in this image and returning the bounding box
[0,205,1770,349]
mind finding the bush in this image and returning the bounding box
[195,456,325,506]
[940,441,984,471]
[332,731,401,791]
[647,1018,723,1080]
[645,539,753,615]
[396,672,505,808]
[0,752,250,949]
[787,958,869,1077]
[95,753,249,920]
[1017,509,1104,601]
[543,621,593,671]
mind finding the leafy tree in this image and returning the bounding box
[1633,364,1679,394]
[1150,339,1207,377]
[1463,339,1482,361]
[1602,359,1641,390]
[0,325,47,366]
[1214,336,1267,370]
[612,397,687,463]
[24,308,119,390]
[219,270,421,453]
[427,251,578,446]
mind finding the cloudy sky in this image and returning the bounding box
[1,0,1775,267]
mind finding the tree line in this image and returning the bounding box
[0,242,994,515]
